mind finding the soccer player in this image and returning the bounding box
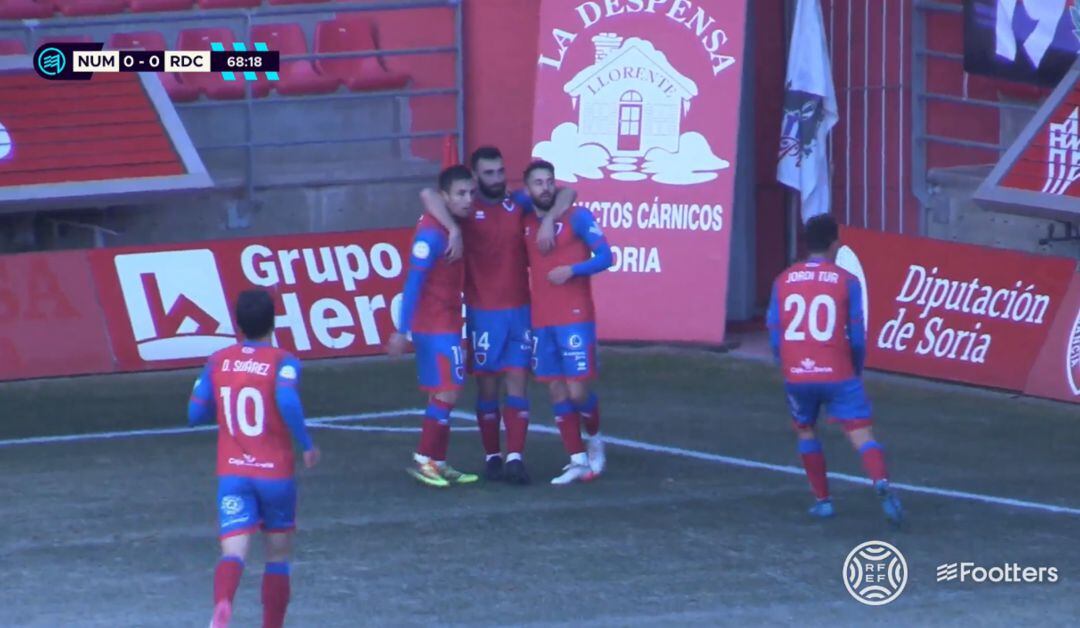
[519,160,613,485]
[419,146,576,484]
[767,214,903,524]
[387,164,481,488]
[187,289,321,628]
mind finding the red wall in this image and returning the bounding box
[463,0,541,185]
[753,0,789,311]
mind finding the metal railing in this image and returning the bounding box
[811,0,915,236]
[0,0,465,204]
[911,0,1042,226]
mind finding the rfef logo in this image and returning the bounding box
[843,540,908,606]
[113,249,235,361]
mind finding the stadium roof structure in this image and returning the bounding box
[975,57,1080,222]
[0,55,211,211]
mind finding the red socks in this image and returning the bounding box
[435,422,451,462]
[213,557,291,628]
[417,419,440,459]
[476,398,501,457]
[797,439,830,500]
[553,400,585,456]
[858,441,888,483]
[801,452,830,500]
[418,399,454,460]
[574,394,601,436]
[503,396,530,458]
[261,562,291,628]
[213,556,244,605]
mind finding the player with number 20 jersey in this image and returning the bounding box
[767,215,902,525]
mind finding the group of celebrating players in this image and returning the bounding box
[186,147,903,628]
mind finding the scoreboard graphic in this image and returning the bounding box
[33,42,280,81]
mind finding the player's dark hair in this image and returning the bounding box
[804,214,840,254]
[470,146,502,170]
[523,159,554,183]
[235,289,275,340]
[438,164,473,192]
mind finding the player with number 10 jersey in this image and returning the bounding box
[768,215,902,525]
[188,289,320,628]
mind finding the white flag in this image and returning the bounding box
[777,0,838,223]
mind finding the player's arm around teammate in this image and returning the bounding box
[188,289,320,628]
[419,177,577,254]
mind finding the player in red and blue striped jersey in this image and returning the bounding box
[188,289,321,628]
[388,165,480,488]
[767,215,902,524]
[519,160,614,485]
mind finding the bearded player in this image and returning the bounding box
[420,146,576,484]
[388,165,480,488]
[187,289,321,628]
[767,214,903,524]
[519,160,613,484]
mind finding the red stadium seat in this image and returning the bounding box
[128,0,190,11]
[250,23,339,97]
[0,0,54,18]
[0,39,28,55]
[196,0,258,7]
[108,31,200,102]
[178,27,248,100]
[54,0,127,16]
[314,16,410,92]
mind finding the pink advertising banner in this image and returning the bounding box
[531,0,748,344]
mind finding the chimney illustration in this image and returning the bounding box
[592,33,624,63]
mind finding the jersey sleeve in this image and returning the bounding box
[569,207,613,277]
[846,276,867,375]
[274,355,314,451]
[187,361,215,427]
[398,228,448,335]
[766,280,781,363]
[510,188,533,214]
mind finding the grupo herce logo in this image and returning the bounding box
[843,540,908,606]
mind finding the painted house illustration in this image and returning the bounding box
[564,34,698,157]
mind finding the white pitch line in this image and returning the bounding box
[4,408,1080,518]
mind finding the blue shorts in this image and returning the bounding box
[531,322,597,382]
[466,306,531,375]
[217,475,296,539]
[784,379,872,427]
[413,332,465,392]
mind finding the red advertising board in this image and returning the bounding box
[1023,273,1080,404]
[0,250,114,380]
[530,0,747,344]
[88,229,414,372]
[836,227,1077,391]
